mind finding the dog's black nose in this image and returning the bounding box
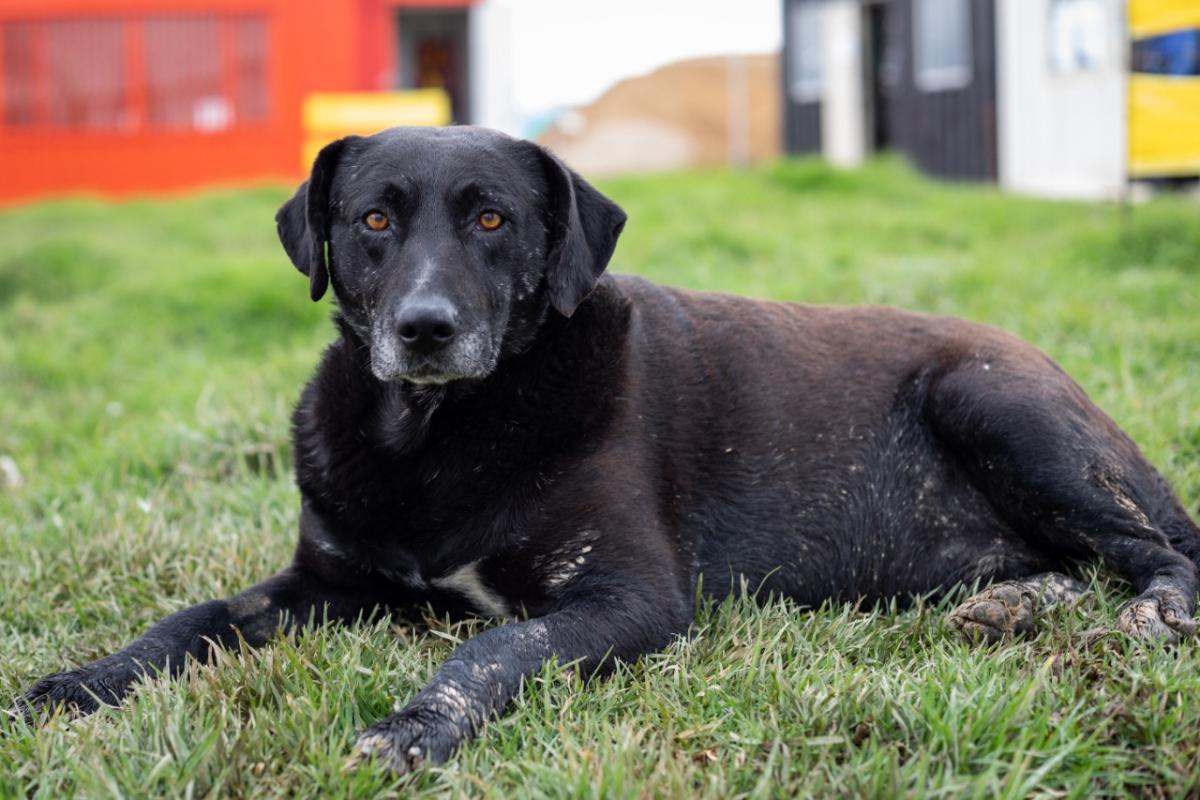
[396,302,457,354]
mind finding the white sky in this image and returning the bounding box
[497,0,783,116]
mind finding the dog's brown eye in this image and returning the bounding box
[364,211,389,231]
[478,211,503,231]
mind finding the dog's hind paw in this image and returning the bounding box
[948,582,1037,644]
[1116,591,1196,642]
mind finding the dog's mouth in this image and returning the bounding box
[370,358,472,385]
[394,364,461,385]
[368,331,498,386]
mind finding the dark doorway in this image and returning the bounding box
[395,10,469,123]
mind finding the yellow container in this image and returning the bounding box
[301,89,451,168]
[1129,75,1200,178]
[1127,1,1200,177]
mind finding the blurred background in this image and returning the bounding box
[0,0,1197,204]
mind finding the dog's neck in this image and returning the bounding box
[323,276,632,456]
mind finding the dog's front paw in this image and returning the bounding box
[18,668,115,723]
[1116,591,1196,642]
[347,707,465,775]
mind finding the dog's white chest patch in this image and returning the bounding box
[431,561,510,618]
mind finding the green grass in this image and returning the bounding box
[1,158,1199,798]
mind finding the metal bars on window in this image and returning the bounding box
[0,14,269,132]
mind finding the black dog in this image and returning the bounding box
[21,126,1200,773]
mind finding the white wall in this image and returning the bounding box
[996,0,1126,200]
[821,0,868,167]
[469,3,518,134]
[489,0,781,134]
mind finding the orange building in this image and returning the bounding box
[0,0,479,203]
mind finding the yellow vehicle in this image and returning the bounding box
[1128,1,1200,177]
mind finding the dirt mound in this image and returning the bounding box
[538,53,780,176]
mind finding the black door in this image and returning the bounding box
[879,0,997,181]
[396,9,470,124]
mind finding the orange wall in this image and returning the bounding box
[0,0,471,204]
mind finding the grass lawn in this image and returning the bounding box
[1,159,1199,798]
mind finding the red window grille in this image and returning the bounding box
[1,14,270,132]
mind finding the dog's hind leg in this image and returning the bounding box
[17,565,379,722]
[949,573,1086,643]
[926,355,1199,642]
[1145,469,1200,572]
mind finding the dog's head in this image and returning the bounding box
[276,126,626,384]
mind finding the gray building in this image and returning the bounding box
[783,0,1130,199]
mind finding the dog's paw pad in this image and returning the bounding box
[948,583,1036,644]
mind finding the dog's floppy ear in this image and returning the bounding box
[275,138,352,302]
[534,145,627,317]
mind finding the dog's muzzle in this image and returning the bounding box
[369,304,496,385]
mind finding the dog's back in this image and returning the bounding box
[605,274,1065,604]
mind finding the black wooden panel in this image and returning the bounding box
[880,0,997,181]
[784,99,822,155]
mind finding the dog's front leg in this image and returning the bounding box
[350,595,686,773]
[19,565,379,721]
